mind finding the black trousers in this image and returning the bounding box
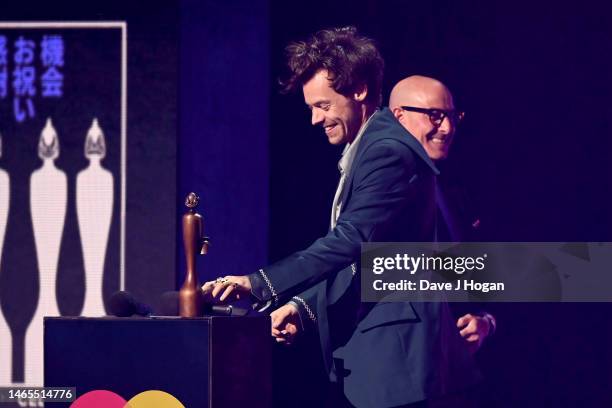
[324,380,428,408]
[325,380,480,408]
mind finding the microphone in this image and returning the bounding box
[158,291,249,317]
[109,291,153,317]
[209,304,249,317]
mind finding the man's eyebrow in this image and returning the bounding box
[310,100,330,107]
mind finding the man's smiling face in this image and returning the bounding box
[302,69,364,145]
[390,76,459,161]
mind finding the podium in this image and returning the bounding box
[44,316,272,407]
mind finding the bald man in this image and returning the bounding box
[389,75,458,161]
[389,75,495,353]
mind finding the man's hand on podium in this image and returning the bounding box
[270,304,300,345]
[202,275,252,302]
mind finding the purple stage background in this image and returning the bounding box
[0,0,609,406]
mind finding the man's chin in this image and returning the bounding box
[327,134,345,145]
[426,148,449,161]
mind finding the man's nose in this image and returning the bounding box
[439,116,455,135]
[311,108,324,126]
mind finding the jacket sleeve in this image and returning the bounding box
[249,139,419,307]
[288,285,320,331]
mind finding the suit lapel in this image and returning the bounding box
[337,108,439,212]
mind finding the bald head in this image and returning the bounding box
[389,75,453,111]
[389,75,458,161]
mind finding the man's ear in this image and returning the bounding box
[391,107,403,120]
[353,84,368,102]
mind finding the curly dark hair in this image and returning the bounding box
[280,26,384,106]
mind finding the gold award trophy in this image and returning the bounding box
[179,192,210,317]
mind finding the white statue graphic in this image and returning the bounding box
[0,132,13,385]
[26,118,67,386]
[77,118,113,316]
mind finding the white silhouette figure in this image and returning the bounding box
[26,118,66,386]
[77,118,113,316]
[0,132,13,385]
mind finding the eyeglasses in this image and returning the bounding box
[400,106,465,127]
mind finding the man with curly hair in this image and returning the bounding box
[204,27,480,407]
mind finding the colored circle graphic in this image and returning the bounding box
[70,390,127,408]
[126,390,184,408]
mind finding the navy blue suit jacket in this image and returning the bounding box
[251,108,480,407]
